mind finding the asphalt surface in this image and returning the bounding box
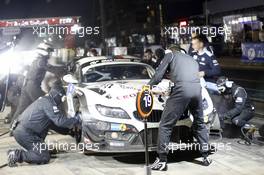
[1,111,264,175]
[0,130,264,175]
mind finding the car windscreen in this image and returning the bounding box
[82,64,151,83]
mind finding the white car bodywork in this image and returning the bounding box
[63,56,215,152]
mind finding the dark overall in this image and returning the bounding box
[12,95,78,164]
[149,51,209,161]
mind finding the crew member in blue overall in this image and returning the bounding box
[190,35,221,82]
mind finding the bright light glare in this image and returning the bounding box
[0,49,36,75]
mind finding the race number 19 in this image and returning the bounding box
[136,85,154,119]
[143,94,152,108]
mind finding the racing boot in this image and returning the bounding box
[241,124,257,143]
[150,157,167,171]
[202,156,212,166]
[242,124,256,131]
[7,150,18,167]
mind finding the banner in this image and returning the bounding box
[241,43,264,62]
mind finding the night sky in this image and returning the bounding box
[0,0,203,24]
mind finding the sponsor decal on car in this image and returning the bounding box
[116,93,137,100]
[110,123,128,131]
[119,84,139,91]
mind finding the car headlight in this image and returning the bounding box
[95,104,130,119]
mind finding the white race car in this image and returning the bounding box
[63,56,220,153]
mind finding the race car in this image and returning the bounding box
[62,55,220,153]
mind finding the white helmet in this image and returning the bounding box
[216,76,233,93]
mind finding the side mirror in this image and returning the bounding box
[63,74,78,84]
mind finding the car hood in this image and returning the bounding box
[81,79,170,108]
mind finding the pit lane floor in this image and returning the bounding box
[1,106,264,175]
[0,126,264,175]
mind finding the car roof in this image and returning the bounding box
[76,56,108,66]
[76,55,141,66]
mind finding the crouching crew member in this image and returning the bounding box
[7,83,81,167]
[149,46,212,171]
[217,76,255,128]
